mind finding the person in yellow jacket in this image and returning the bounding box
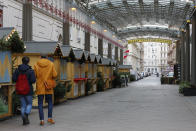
[34,54,57,126]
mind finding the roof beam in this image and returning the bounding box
[167,0,174,27]
[106,0,128,27]
[154,0,159,23]
[183,2,191,20]
[122,0,142,25]
[90,5,117,31]
[117,27,179,39]
[138,0,144,18]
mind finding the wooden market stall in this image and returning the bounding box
[0,50,13,119]
[54,44,75,103]
[0,27,24,119]
[107,59,114,89]
[101,57,110,90]
[71,49,86,98]
[83,51,93,95]
[118,65,132,83]
[96,55,107,91]
[89,54,98,93]
[12,41,59,107]
[118,65,132,74]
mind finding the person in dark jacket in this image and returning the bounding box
[125,75,128,86]
[12,56,36,125]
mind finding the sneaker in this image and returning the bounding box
[22,114,29,125]
[40,120,44,126]
[25,114,30,125]
[47,118,55,124]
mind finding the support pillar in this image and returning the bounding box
[180,31,185,81]
[98,38,103,57]
[115,46,118,61]
[185,23,190,82]
[108,43,112,59]
[63,21,70,45]
[176,40,181,64]
[84,32,90,52]
[191,12,196,86]
[22,1,32,41]
[120,49,123,65]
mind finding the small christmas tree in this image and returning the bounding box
[8,32,25,53]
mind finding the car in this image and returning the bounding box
[167,72,174,77]
[140,72,144,79]
[130,70,138,81]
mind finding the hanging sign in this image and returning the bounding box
[128,38,172,44]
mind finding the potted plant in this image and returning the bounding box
[66,83,72,93]
[85,80,93,96]
[97,72,104,91]
[178,81,196,96]
[54,82,66,104]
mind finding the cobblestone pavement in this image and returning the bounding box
[1,76,196,131]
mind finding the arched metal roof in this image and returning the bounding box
[75,0,194,40]
[117,26,180,39]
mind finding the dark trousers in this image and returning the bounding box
[38,94,53,120]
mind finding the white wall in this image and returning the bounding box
[3,0,23,36]
[32,10,63,41]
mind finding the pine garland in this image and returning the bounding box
[0,37,10,50]
[0,31,25,53]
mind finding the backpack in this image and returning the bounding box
[15,70,30,95]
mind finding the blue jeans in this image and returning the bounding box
[20,95,33,118]
[38,94,53,120]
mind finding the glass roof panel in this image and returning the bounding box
[78,0,194,39]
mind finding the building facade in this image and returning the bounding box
[0,0,124,63]
[123,42,144,72]
[167,42,177,68]
[144,42,169,74]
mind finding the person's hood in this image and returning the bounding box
[18,64,31,72]
[37,59,51,68]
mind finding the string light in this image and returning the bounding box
[91,21,96,24]
[104,29,107,32]
[71,7,76,11]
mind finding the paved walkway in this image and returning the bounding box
[1,76,196,131]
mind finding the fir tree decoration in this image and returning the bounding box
[8,32,25,53]
[0,37,10,50]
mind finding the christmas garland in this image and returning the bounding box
[0,31,25,53]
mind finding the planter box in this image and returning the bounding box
[183,88,196,96]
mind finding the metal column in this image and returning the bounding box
[176,40,181,64]
[120,49,123,65]
[115,46,118,61]
[84,32,90,52]
[180,31,185,81]
[185,23,190,82]
[98,38,103,57]
[22,1,32,41]
[191,12,196,87]
[63,21,70,45]
[108,43,112,59]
